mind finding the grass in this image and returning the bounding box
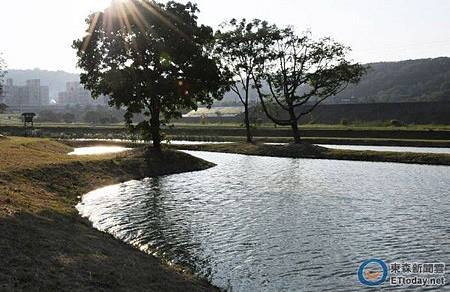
[2,122,450,147]
[2,114,450,131]
[171,122,450,131]
[0,137,216,291]
[169,142,450,166]
[0,113,22,126]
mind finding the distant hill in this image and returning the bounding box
[6,57,450,104]
[5,69,79,99]
[329,57,450,103]
[217,57,450,105]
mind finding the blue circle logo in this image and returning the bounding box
[358,259,389,286]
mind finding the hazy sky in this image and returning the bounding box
[2,0,450,73]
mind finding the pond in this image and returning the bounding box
[77,151,450,291]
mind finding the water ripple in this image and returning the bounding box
[77,151,450,291]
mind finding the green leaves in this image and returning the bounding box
[73,0,227,147]
[254,28,366,118]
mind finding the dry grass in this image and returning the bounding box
[0,137,216,291]
[0,137,134,172]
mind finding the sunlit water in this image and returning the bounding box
[264,143,450,154]
[317,144,450,154]
[77,151,450,291]
[71,138,450,154]
[68,146,132,155]
[72,138,232,145]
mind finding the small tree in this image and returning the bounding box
[0,103,8,114]
[37,110,62,123]
[215,19,276,143]
[73,0,226,150]
[254,28,366,143]
[62,112,76,124]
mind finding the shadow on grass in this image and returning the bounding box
[0,147,217,291]
[0,210,214,291]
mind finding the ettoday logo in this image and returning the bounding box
[358,259,389,286]
[358,259,446,288]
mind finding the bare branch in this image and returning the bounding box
[253,76,291,126]
[230,83,245,104]
[267,75,290,111]
[297,82,350,119]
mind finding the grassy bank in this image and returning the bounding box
[0,137,216,291]
[168,135,450,147]
[170,142,450,166]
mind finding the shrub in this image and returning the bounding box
[390,119,403,127]
[83,109,120,124]
[37,110,62,123]
[62,112,76,123]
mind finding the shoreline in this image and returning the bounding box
[169,143,450,166]
[1,124,450,148]
[61,139,450,166]
[0,137,218,291]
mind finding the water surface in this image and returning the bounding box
[77,151,450,291]
[318,144,450,154]
[69,146,131,155]
[71,138,450,154]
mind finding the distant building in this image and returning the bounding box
[183,106,244,118]
[58,81,108,106]
[1,78,49,109]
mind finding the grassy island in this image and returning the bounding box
[170,142,450,166]
[0,137,216,291]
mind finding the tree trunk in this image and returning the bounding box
[288,106,301,144]
[150,101,161,151]
[244,104,252,143]
[291,121,301,144]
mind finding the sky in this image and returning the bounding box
[1,0,450,73]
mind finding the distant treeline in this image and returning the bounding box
[266,101,450,125]
[179,102,450,125]
[304,101,450,124]
[35,106,125,125]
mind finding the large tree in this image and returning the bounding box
[254,28,366,143]
[73,0,226,150]
[215,19,276,143]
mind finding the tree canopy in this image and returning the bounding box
[73,0,227,149]
[253,28,366,142]
[215,19,277,142]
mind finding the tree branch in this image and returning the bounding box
[267,75,290,111]
[253,76,291,126]
[297,82,350,119]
